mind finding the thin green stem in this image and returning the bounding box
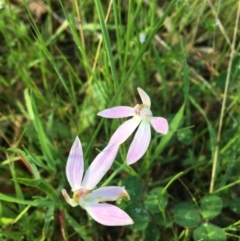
[101,162,127,187]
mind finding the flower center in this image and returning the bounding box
[134,104,152,119]
[73,188,92,204]
[134,104,144,116]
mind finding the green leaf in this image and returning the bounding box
[125,202,149,230]
[122,176,142,202]
[144,187,168,213]
[229,198,240,214]
[177,128,193,145]
[200,194,222,219]
[174,203,201,228]
[143,224,160,241]
[193,223,226,241]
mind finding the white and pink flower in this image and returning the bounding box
[98,87,169,165]
[62,136,133,226]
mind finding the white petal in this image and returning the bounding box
[137,87,151,108]
[66,136,84,191]
[84,203,133,226]
[109,118,140,145]
[84,186,130,203]
[127,120,151,165]
[98,106,134,118]
[150,117,169,134]
[140,108,152,118]
[81,144,119,190]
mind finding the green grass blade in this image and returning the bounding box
[42,207,55,240]
[85,0,178,156]
[154,103,185,157]
[189,96,216,158]
[153,37,189,158]
[94,0,118,91]
[0,193,56,207]
[13,178,59,203]
[30,92,55,171]
[11,205,31,224]
[64,211,93,241]
[8,147,41,181]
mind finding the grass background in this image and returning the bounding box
[0,0,240,240]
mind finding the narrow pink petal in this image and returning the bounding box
[127,120,151,165]
[84,203,133,226]
[66,136,84,191]
[81,144,119,190]
[150,117,169,134]
[84,186,130,203]
[137,87,151,108]
[109,118,140,145]
[98,106,134,118]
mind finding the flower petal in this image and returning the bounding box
[81,143,119,190]
[61,189,78,207]
[84,186,130,203]
[98,106,134,118]
[66,136,84,191]
[84,203,133,226]
[137,87,151,108]
[140,108,152,118]
[127,120,151,165]
[150,117,169,134]
[109,118,140,145]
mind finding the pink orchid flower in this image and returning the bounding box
[98,87,169,165]
[62,136,133,226]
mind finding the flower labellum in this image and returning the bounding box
[62,136,133,226]
[98,87,169,165]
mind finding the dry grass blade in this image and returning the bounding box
[74,0,85,49]
[209,0,240,193]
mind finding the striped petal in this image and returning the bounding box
[81,143,119,190]
[109,118,140,145]
[84,186,130,203]
[84,203,133,226]
[66,136,84,191]
[127,120,151,165]
[137,87,151,108]
[150,117,169,134]
[98,106,134,118]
